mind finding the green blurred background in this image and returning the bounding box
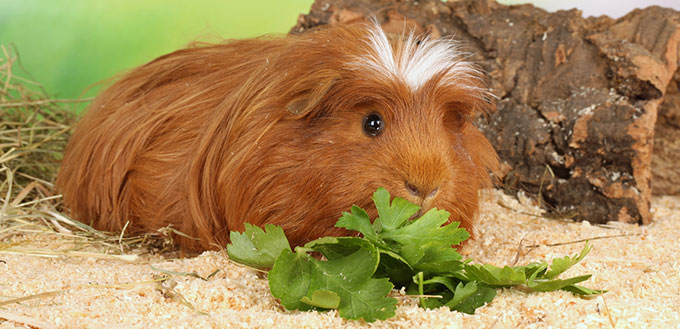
[0,0,314,104]
[0,0,673,107]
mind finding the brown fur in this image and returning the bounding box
[56,23,499,251]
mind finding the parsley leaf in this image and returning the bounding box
[342,189,468,278]
[544,242,592,279]
[449,283,497,314]
[226,223,291,270]
[300,290,341,309]
[336,205,386,248]
[226,187,604,322]
[372,187,420,232]
[528,274,593,292]
[415,276,496,314]
[380,208,468,247]
[268,247,314,311]
[562,284,607,295]
[462,263,528,286]
[269,237,397,322]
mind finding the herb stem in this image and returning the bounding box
[417,272,424,307]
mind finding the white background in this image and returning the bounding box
[498,0,680,18]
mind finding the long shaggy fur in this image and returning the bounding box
[56,23,499,251]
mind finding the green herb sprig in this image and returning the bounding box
[227,188,603,322]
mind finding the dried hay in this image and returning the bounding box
[0,45,181,265]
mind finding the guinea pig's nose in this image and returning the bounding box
[405,181,439,200]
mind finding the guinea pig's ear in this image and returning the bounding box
[444,98,494,130]
[286,76,337,116]
[443,107,468,130]
[444,101,477,128]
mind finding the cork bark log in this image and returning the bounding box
[653,69,680,196]
[292,0,680,225]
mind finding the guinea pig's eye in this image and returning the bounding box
[362,113,384,137]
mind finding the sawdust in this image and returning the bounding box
[1,189,678,329]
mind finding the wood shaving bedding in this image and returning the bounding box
[1,189,679,328]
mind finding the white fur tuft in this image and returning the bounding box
[350,24,483,92]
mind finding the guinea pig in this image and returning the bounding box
[55,22,499,251]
